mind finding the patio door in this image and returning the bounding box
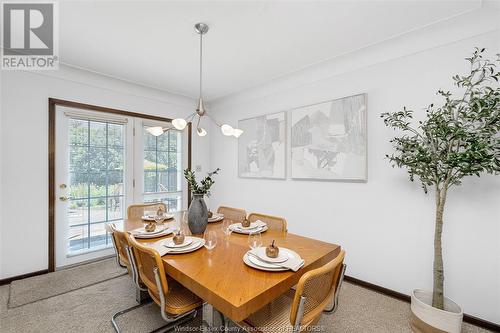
[55,106,134,268]
[54,105,190,269]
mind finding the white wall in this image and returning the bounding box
[0,66,210,279]
[209,31,500,323]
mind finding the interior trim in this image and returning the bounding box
[0,270,49,286]
[48,98,193,273]
[344,275,500,332]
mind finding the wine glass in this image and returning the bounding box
[180,211,191,236]
[222,219,233,238]
[248,231,262,250]
[154,210,165,227]
[203,230,217,250]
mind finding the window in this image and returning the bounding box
[142,126,183,212]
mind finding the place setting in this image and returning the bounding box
[207,209,224,223]
[243,237,304,272]
[146,229,206,256]
[131,223,173,239]
[228,218,268,234]
[141,206,175,222]
[132,207,175,238]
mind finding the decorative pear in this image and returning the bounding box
[266,240,279,258]
[208,210,213,218]
[241,218,250,228]
[144,221,156,232]
[173,230,185,245]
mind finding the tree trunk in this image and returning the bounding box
[432,186,447,310]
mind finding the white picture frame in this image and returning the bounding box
[238,111,286,179]
[290,94,367,181]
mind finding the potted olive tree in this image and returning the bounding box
[382,49,499,332]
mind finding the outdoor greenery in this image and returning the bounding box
[184,168,221,196]
[69,121,181,209]
[381,48,500,310]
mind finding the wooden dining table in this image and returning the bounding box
[122,211,341,323]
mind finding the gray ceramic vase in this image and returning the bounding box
[187,194,208,234]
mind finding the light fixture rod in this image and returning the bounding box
[206,113,222,127]
[199,30,203,99]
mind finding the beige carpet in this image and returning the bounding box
[0,262,493,332]
[8,258,126,308]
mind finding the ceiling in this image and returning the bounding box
[59,1,482,101]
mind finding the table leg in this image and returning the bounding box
[202,304,227,331]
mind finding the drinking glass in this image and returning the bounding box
[248,231,262,250]
[180,211,191,235]
[203,230,217,250]
[154,210,165,226]
[222,219,233,238]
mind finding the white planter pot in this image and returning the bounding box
[411,289,463,333]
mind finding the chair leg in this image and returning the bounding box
[324,264,347,314]
[111,301,153,333]
[136,287,150,304]
[112,302,199,333]
[151,308,199,333]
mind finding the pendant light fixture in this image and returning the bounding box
[147,23,243,138]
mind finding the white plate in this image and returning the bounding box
[243,253,287,272]
[141,214,175,221]
[208,213,224,223]
[162,237,205,254]
[252,247,289,263]
[238,222,260,230]
[164,237,193,248]
[229,224,268,234]
[244,248,301,271]
[133,227,172,239]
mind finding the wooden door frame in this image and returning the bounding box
[48,98,192,272]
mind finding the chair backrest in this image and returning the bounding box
[290,250,346,327]
[127,202,167,219]
[217,206,247,223]
[247,213,287,232]
[107,223,130,269]
[128,234,169,304]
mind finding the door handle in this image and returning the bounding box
[59,196,69,202]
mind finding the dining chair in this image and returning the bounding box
[107,224,150,333]
[247,212,288,232]
[128,234,204,330]
[127,202,167,219]
[238,250,346,333]
[217,206,247,223]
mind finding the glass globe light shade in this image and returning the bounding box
[220,124,234,136]
[197,127,207,137]
[232,128,244,138]
[146,126,165,136]
[172,118,187,130]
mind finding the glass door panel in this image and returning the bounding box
[137,121,187,212]
[67,118,125,254]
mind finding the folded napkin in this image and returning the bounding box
[237,219,266,230]
[252,220,267,227]
[249,248,305,272]
[147,240,170,256]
